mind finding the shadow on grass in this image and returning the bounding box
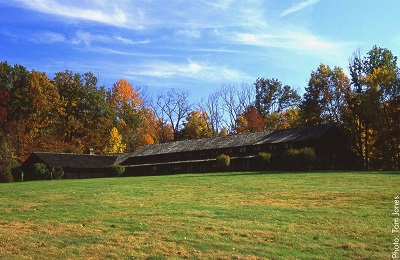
[190,170,400,177]
[127,170,400,179]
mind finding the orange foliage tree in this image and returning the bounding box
[109,78,160,151]
[234,106,265,134]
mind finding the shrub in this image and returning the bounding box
[1,158,20,182]
[51,166,65,180]
[283,148,317,171]
[216,154,230,170]
[0,170,13,183]
[298,147,317,169]
[33,163,50,180]
[285,149,300,170]
[109,165,125,177]
[257,152,271,168]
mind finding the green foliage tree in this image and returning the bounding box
[255,78,300,116]
[348,46,399,170]
[16,71,62,156]
[54,71,114,153]
[300,64,350,126]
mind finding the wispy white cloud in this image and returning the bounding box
[233,30,337,52]
[192,47,244,54]
[0,29,66,44]
[31,32,66,44]
[198,0,233,10]
[82,47,171,57]
[280,0,320,17]
[70,30,150,47]
[115,36,151,45]
[126,59,251,82]
[174,29,202,39]
[71,30,111,46]
[10,0,143,29]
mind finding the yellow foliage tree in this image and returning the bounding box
[234,115,249,134]
[183,110,212,139]
[103,127,126,154]
[265,108,301,131]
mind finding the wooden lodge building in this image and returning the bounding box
[21,124,348,179]
[21,153,119,179]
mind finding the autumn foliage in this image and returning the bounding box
[0,45,399,174]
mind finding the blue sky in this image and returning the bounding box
[1,0,399,101]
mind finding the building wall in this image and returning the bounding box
[122,128,348,175]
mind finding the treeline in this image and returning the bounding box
[0,45,399,175]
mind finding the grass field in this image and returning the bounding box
[0,171,398,259]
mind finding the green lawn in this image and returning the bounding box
[0,172,398,259]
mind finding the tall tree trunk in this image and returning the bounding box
[364,122,369,170]
[356,117,364,169]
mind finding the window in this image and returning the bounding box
[254,146,261,151]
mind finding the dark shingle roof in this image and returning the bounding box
[117,124,334,163]
[115,132,267,164]
[254,124,333,144]
[33,152,118,169]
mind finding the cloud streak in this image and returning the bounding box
[10,0,144,29]
[8,0,269,31]
[70,30,151,47]
[0,0,355,96]
[228,28,338,54]
[126,59,251,82]
[280,0,320,17]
